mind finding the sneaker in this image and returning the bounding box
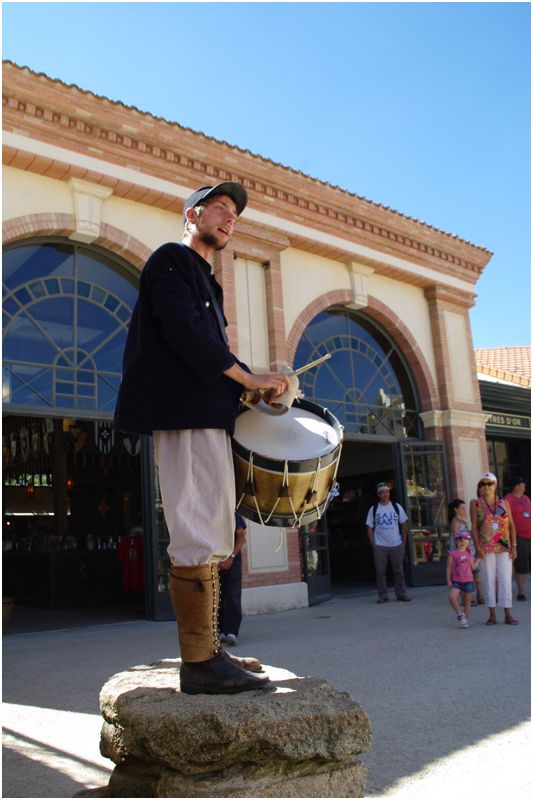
[377,597,389,604]
[225,633,238,645]
[220,633,230,643]
[459,617,469,628]
[396,595,411,602]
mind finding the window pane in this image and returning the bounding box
[3,312,59,363]
[29,297,74,351]
[76,249,138,308]
[294,308,417,439]
[93,331,128,371]
[76,299,115,352]
[3,244,74,289]
[3,242,138,415]
[9,365,53,407]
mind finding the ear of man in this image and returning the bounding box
[185,205,201,225]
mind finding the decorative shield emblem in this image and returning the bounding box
[20,428,30,463]
[122,433,140,457]
[96,421,114,454]
[31,423,41,457]
[3,435,10,468]
[42,418,54,455]
[10,431,17,461]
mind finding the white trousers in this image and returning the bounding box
[480,551,513,608]
[154,429,235,567]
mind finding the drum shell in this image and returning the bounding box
[233,441,341,528]
[233,399,343,528]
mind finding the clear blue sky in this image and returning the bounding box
[3,2,530,348]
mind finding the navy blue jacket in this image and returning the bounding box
[113,242,247,435]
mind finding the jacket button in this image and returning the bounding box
[205,301,210,308]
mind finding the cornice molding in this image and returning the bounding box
[420,409,491,430]
[2,70,491,284]
[425,285,477,309]
[229,218,291,259]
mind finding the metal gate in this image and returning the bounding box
[395,440,450,586]
[300,515,332,605]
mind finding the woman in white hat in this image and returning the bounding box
[470,472,518,625]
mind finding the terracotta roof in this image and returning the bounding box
[475,346,531,388]
[2,60,491,256]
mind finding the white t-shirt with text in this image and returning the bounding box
[366,501,408,547]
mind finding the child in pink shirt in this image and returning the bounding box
[446,532,481,628]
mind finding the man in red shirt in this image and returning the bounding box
[505,477,531,601]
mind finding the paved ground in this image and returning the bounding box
[2,581,531,798]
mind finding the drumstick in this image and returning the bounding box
[240,354,331,404]
[291,353,331,377]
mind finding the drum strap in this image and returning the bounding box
[198,268,229,347]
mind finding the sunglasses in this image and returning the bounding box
[479,481,496,487]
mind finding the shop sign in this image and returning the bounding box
[487,413,530,431]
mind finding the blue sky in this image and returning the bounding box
[3,2,530,348]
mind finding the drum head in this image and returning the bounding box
[233,405,340,461]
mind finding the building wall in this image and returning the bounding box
[280,248,351,337]
[2,62,497,608]
[3,165,180,252]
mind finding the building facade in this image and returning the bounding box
[476,347,531,492]
[3,62,499,618]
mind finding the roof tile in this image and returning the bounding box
[475,346,531,387]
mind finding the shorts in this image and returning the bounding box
[515,538,531,574]
[451,581,475,593]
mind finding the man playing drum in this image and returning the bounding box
[114,182,290,694]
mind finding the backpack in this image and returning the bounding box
[372,500,403,531]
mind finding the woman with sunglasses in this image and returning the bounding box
[470,472,518,625]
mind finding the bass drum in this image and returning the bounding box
[232,398,343,527]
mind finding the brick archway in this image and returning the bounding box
[287,291,438,412]
[2,213,152,269]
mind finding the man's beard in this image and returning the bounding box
[199,231,228,251]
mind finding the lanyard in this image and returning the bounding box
[483,498,499,519]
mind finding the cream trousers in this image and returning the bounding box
[480,551,513,608]
[154,429,236,566]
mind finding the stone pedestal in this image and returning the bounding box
[95,659,371,797]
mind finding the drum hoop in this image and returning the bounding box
[233,397,343,471]
[237,498,331,528]
[236,397,343,434]
[232,439,341,474]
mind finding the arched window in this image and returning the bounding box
[3,241,138,417]
[294,308,420,438]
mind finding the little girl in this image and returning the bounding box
[446,531,480,628]
[448,498,484,604]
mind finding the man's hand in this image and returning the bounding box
[224,362,291,399]
[218,557,234,571]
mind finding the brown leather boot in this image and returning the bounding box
[168,563,270,695]
[223,651,263,673]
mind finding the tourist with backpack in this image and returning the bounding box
[366,482,411,603]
